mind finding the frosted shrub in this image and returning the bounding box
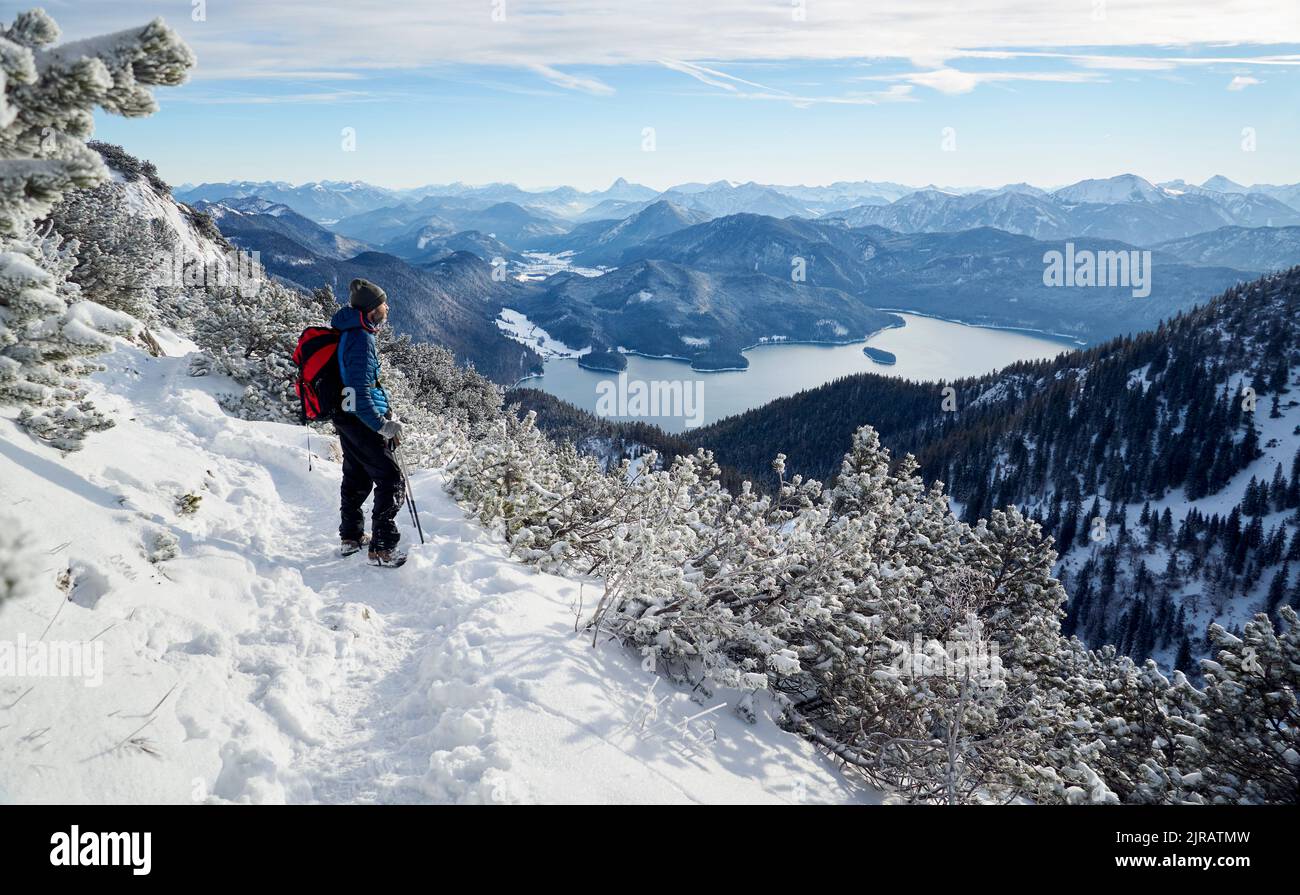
[0,229,139,449]
[443,415,1298,804]
[47,173,179,324]
[190,280,335,422]
[147,529,179,564]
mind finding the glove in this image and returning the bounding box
[379,420,404,443]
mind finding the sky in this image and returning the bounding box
[43,0,1300,191]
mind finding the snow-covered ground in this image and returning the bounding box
[1052,367,1300,668]
[495,308,590,360]
[513,251,605,282]
[0,338,876,804]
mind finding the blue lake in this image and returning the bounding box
[523,313,1076,433]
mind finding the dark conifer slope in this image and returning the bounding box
[693,268,1298,505]
[517,268,1300,669]
[689,268,1300,668]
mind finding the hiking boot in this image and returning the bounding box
[340,532,371,556]
[368,547,407,568]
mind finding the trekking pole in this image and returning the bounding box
[392,441,425,545]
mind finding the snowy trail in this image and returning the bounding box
[0,340,875,804]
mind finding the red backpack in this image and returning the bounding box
[292,326,344,422]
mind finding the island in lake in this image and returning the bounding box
[863,346,897,365]
[689,347,749,372]
[577,349,627,373]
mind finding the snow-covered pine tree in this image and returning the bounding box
[442,395,1300,802]
[379,327,502,429]
[189,279,337,421]
[0,224,139,448]
[46,163,179,324]
[1194,609,1300,803]
[0,9,193,448]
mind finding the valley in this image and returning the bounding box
[177,167,1300,674]
[518,313,1072,432]
[9,0,1300,814]
[183,173,1292,385]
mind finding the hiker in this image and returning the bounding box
[331,278,406,565]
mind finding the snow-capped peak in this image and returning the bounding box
[1201,174,1250,194]
[1053,174,1168,204]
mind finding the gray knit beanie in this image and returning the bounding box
[349,278,387,312]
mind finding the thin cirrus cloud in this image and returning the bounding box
[955,49,1300,71]
[528,64,615,96]
[860,68,1107,95]
[658,59,915,106]
[1228,75,1263,90]
[174,90,377,105]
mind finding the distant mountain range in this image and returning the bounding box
[191,197,373,260]
[380,227,520,265]
[327,196,569,248]
[185,170,1300,384]
[825,175,1300,245]
[532,200,710,266]
[1152,225,1300,272]
[193,192,1282,364]
[177,180,403,224]
[510,258,903,370]
[176,172,1300,234]
[612,213,1255,342]
[177,174,1300,292]
[1190,175,1300,210]
[192,198,541,384]
[174,178,661,224]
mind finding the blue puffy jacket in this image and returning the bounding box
[331,306,390,432]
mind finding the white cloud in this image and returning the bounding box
[173,90,376,105]
[40,2,1300,108]
[658,60,783,95]
[658,60,916,105]
[528,64,614,95]
[864,68,1104,95]
[955,49,1300,70]
[51,1,1300,77]
[725,85,917,106]
[1227,75,1262,90]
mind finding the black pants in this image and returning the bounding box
[334,412,405,551]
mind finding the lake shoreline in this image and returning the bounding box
[871,307,1086,347]
[518,313,1071,432]
[614,318,911,374]
[503,308,913,383]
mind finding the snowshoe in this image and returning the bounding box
[340,533,371,557]
[368,547,407,568]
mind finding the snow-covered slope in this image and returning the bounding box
[0,338,874,804]
[1052,365,1300,669]
[1053,174,1171,205]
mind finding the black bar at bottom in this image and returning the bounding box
[3,805,1284,881]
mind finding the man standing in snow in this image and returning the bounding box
[331,278,406,566]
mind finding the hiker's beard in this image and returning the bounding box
[369,305,389,327]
